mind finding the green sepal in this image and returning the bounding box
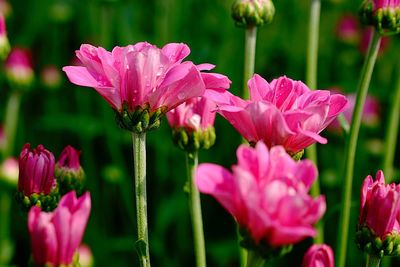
[16,188,60,212]
[231,0,275,28]
[359,2,400,35]
[55,166,86,196]
[288,149,304,161]
[356,224,400,257]
[171,126,216,153]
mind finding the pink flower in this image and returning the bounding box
[372,0,400,9]
[28,191,91,266]
[57,145,81,172]
[78,244,94,267]
[5,47,34,87]
[206,74,347,153]
[0,14,10,59]
[329,93,380,132]
[18,144,56,196]
[336,14,360,44]
[302,244,334,267]
[63,42,213,114]
[359,170,400,240]
[195,141,326,247]
[41,65,62,89]
[0,157,18,186]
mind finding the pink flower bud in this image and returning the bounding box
[336,14,360,44]
[5,47,34,89]
[40,65,62,90]
[0,0,12,18]
[196,141,326,249]
[18,143,56,196]
[302,244,334,267]
[57,145,81,171]
[0,157,18,186]
[360,0,400,34]
[0,14,10,60]
[28,191,91,266]
[78,244,94,267]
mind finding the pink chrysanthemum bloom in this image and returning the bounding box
[206,74,347,154]
[356,170,400,257]
[302,244,335,267]
[5,47,34,89]
[55,145,85,195]
[196,141,326,257]
[17,144,59,211]
[360,0,400,34]
[63,42,226,133]
[167,69,231,151]
[28,191,91,266]
[0,14,10,59]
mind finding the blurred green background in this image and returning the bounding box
[0,0,399,266]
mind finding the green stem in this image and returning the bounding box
[246,250,265,267]
[2,91,22,159]
[0,188,12,265]
[132,132,150,267]
[366,254,381,267]
[336,29,381,267]
[242,26,257,99]
[305,0,323,244]
[382,61,400,181]
[186,152,206,267]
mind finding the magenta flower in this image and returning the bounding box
[57,146,81,172]
[359,171,400,240]
[0,14,10,59]
[302,244,334,267]
[372,0,400,9]
[28,191,91,266]
[5,47,34,88]
[196,141,326,247]
[18,144,56,196]
[206,74,347,153]
[63,42,210,114]
[56,145,85,195]
[336,14,360,44]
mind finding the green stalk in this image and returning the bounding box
[0,188,12,265]
[382,61,400,181]
[305,0,323,244]
[336,29,381,267]
[242,26,257,99]
[186,151,206,267]
[132,132,150,267]
[366,254,381,267]
[246,250,265,267]
[2,91,22,159]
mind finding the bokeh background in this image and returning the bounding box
[0,0,399,266]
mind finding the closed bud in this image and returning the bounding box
[55,146,85,196]
[0,15,10,60]
[5,47,34,91]
[232,0,275,28]
[360,0,400,35]
[0,157,18,187]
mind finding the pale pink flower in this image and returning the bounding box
[359,170,400,239]
[195,141,326,247]
[18,144,56,196]
[302,244,334,267]
[28,191,91,266]
[63,42,216,114]
[206,74,347,153]
[78,244,94,267]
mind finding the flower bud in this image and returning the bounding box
[5,47,34,90]
[336,14,361,44]
[55,145,85,196]
[40,65,62,90]
[0,0,12,18]
[0,15,10,60]
[0,157,18,187]
[232,0,275,28]
[16,144,59,211]
[360,0,400,35]
[78,244,94,267]
[302,244,334,267]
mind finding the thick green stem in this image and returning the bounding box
[246,250,265,267]
[2,91,22,159]
[132,133,150,267]
[186,152,206,267]
[0,188,12,265]
[336,30,381,267]
[366,254,381,267]
[305,0,323,244]
[382,61,400,181]
[242,26,257,99]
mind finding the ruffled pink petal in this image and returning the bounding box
[248,74,271,101]
[201,73,231,90]
[219,107,259,142]
[161,43,190,64]
[197,63,215,71]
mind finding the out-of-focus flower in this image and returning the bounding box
[17,144,58,211]
[359,27,390,55]
[63,42,227,133]
[167,69,230,151]
[356,170,400,257]
[196,142,325,257]
[40,65,62,90]
[329,93,380,133]
[5,47,34,89]
[28,191,91,266]
[0,157,18,186]
[0,0,12,18]
[360,0,400,34]
[302,244,335,267]
[0,126,5,152]
[78,244,94,267]
[206,74,348,154]
[55,145,85,195]
[231,0,275,27]
[336,14,360,44]
[0,14,10,60]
